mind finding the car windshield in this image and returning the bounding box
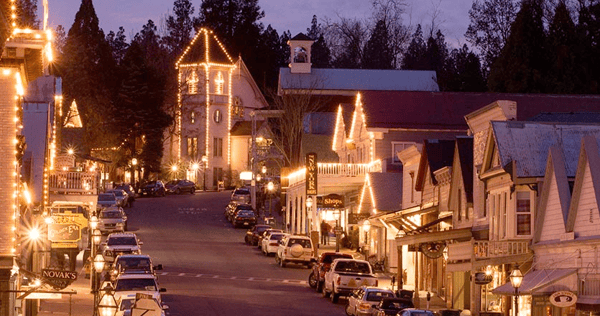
[166,180,178,185]
[238,210,254,216]
[288,239,311,248]
[270,234,285,241]
[145,181,157,186]
[236,205,253,211]
[256,226,270,233]
[115,278,157,291]
[116,257,151,271]
[334,261,371,273]
[98,194,115,201]
[107,237,137,246]
[100,211,121,219]
[234,189,249,195]
[366,291,394,301]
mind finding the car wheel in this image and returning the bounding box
[190,188,195,194]
[345,303,353,316]
[308,271,317,288]
[275,255,280,264]
[316,280,323,293]
[331,288,339,303]
[279,258,286,268]
[175,188,181,194]
[322,284,329,298]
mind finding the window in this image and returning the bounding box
[187,137,198,159]
[191,111,195,124]
[213,137,223,157]
[213,167,223,186]
[213,109,222,123]
[215,72,224,94]
[392,142,416,163]
[516,191,532,235]
[188,71,198,94]
[293,46,307,63]
[502,192,507,238]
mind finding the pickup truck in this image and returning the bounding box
[322,258,378,303]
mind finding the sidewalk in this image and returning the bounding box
[38,251,93,316]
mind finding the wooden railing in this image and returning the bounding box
[48,171,99,194]
[287,160,382,186]
[473,240,530,259]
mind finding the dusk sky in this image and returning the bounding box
[47,0,473,47]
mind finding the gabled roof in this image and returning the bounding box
[566,135,600,232]
[365,172,403,212]
[359,91,600,131]
[176,28,234,67]
[456,136,474,203]
[230,121,253,136]
[278,68,439,93]
[415,139,456,191]
[485,121,600,178]
[291,33,312,41]
[534,146,571,243]
[529,112,600,123]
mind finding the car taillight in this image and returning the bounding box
[336,275,341,285]
[358,303,371,310]
[269,242,278,246]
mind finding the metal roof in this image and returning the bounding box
[368,172,403,212]
[278,68,439,92]
[492,121,600,178]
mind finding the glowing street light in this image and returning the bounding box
[67,148,74,155]
[28,227,41,241]
[510,265,523,316]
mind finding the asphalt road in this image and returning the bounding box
[127,191,345,316]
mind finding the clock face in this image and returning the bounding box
[213,109,222,123]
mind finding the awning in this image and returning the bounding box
[491,269,577,295]
[576,297,600,311]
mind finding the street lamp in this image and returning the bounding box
[202,155,208,191]
[261,165,267,175]
[363,220,371,256]
[191,162,199,184]
[131,158,137,187]
[93,254,106,316]
[97,284,118,316]
[306,197,313,237]
[267,181,274,216]
[510,265,523,316]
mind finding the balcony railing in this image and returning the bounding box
[287,160,382,186]
[473,240,530,259]
[580,276,600,296]
[49,171,99,194]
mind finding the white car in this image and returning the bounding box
[98,207,127,234]
[345,286,395,316]
[275,235,314,268]
[113,274,166,304]
[261,232,286,256]
[102,232,142,263]
[106,189,128,207]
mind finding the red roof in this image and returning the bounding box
[360,91,600,130]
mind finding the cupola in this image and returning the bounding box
[287,33,314,74]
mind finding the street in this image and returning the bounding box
[128,191,345,316]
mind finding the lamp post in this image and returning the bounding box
[306,196,313,235]
[510,265,523,316]
[191,162,199,185]
[267,181,274,216]
[93,254,106,316]
[97,284,118,316]
[89,216,98,290]
[202,155,208,191]
[363,220,371,257]
[131,158,137,187]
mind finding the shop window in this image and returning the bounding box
[187,137,198,159]
[516,191,532,235]
[215,72,224,94]
[188,71,198,94]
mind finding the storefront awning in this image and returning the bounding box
[491,269,577,295]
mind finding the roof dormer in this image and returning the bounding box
[288,33,314,74]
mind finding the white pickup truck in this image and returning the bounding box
[322,258,378,303]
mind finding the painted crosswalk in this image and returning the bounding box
[158,271,307,285]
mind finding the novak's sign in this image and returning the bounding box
[42,269,78,281]
[306,153,318,196]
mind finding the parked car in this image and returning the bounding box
[308,252,354,292]
[115,184,136,206]
[244,224,271,246]
[98,207,127,234]
[261,232,286,256]
[102,232,143,263]
[345,286,395,316]
[113,274,166,304]
[141,180,166,197]
[116,297,167,316]
[257,228,283,250]
[231,187,251,204]
[372,298,415,316]
[110,254,162,281]
[229,204,254,223]
[322,258,378,303]
[224,201,239,218]
[232,209,256,228]
[396,309,435,316]
[165,179,196,194]
[97,192,118,208]
[106,189,128,207]
[275,235,314,268]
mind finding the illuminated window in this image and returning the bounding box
[188,71,198,94]
[392,142,416,163]
[213,137,223,157]
[213,109,222,123]
[187,137,198,159]
[516,191,531,235]
[215,72,224,94]
[191,111,195,124]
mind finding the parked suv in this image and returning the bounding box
[110,254,162,281]
[275,235,314,268]
[102,232,143,263]
[231,187,251,204]
[98,207,127,234]
[141,180,166,197]
[308,251,354,292]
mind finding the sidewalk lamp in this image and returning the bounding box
[97,284,118,316]
[267,181,274,216]
[510,265,523,316]
[262,165,267,175]
[305,197,313,236]
[131,158,137,186]
[92,253,106,316]
[191,162,199,184]
[202,155,208,191]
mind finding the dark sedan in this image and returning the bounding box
[165,179,196,194]
[232,209,256,228]
[140,180,166,197]
[372,298,414,316]
[244,224,272,246]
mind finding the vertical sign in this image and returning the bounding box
[306,153,317,195]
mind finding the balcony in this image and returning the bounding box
[448,239,531,266]
[48,171,99,194]
[287,160,382,187]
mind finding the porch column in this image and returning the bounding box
[414,248,420,309]
[291,197,296,234]
[397,244,403,289]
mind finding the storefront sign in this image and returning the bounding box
[348,213,369,224]
[549,291,577,307]
[305,153,318,195]
[473,272,493,285]
[318,194,344,208]
[419,242,446,259]
[41,269,78,290]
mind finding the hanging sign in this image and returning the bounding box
[473,272,493,285]
[549,291,577,307]
[419,242,446,259]
[318,194,344,208]
[41,269,78,290]
[306,153,318,195]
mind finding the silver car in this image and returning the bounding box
[98,207,127,234]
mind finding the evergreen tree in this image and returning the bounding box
[402,24,428,70]
[363,19,394,69]
[163,0,195,59]
[106,27,129,65]
[306,15,330,68]
[576,1,600,93]
[487,0,548,93]
[17,0,39,29]
[547,1,581,93]
[446,44,487,92]
[60,0,117,153]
